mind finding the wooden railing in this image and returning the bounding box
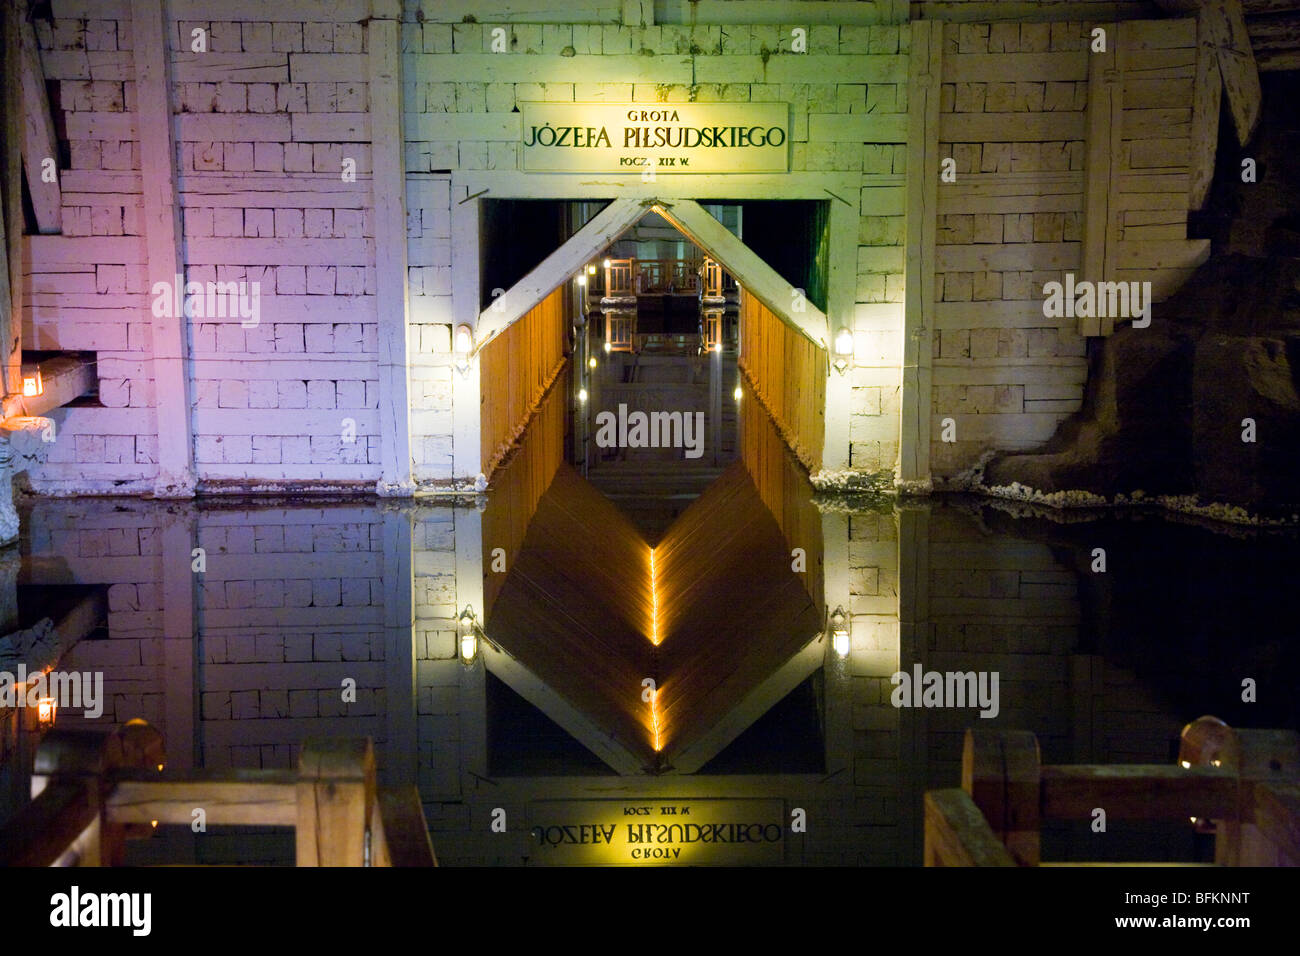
[924,717,1300,866]
[603,258,701,296]
[0,720,435,866]
[605,258,635,297]
[702,257,725,298]
[605,311,636,352]
[480,284,568,479]
[702,308,723,352]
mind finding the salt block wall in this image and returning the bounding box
[25,5,402,492]
[929,19,1203,477]
[398,14,914,478]
[19,6,1207,492]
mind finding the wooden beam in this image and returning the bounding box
[374,787,437,866]
[473,197,644,351]
[1189,5,1223,209]
[18,7,60,234]
[482,642,646,776]
[962,729,1041,866]
[2,0,24,399]
[369,1,414,495]
[1205,0,1261,144]
[1080,21,1123,337]
[295,737,375,867]
[901,20,941,484]
[653,199,831,349]
[670,638,823,773]
[106,770,299,826]
[1251,783,1300,865]
[923,789,1018,867]
[1039,764,1239,819]
[132,0,193,497]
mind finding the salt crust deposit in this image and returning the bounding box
[811,457,1299,529]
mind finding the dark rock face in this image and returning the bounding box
[987,73,1300,510]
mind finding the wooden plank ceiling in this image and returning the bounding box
[484,459,823,771]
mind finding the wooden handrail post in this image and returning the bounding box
[296,737,376,867]
[962,729,1041,866]
[20,720,165,866]
[923,789,1017,867]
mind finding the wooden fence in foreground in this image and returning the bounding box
[925,717,1300,866]
[0,719,435,866]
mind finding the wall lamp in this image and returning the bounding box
[454,325,474,376]
[828,605,850,657]
[458,605,483,665]
[832,328,854,375]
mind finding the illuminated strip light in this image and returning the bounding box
[649,546,662,752]
[649,546,660,646]
[650,686,663,753]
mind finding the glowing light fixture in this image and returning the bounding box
[603,258,611,269]
[832,327,854,375]
[37,696,57,729]
[453,324,473,376]
[457,606,480,665]
[578,388,588,403]
[1180,761,1192,769]
[587,264,596,275]
[649,547,660,646]
[588,357,597,369]
[649,685,662,752]
[577,274,587,286]
[733,385,742,402]
[603,341,611,354]
[828,606,850,657]
[22,370,43,397]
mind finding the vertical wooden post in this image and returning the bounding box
[822,195,857,472]
[450,185,483,484]
[2,0,25,402]
[370,0,414,495]
[897,506,930,862]
[132,0,194,497]
[296,738,376,866]
[1189,9,1224,211]
[901,21,941,485]
[382,509,417,787]
[18,5,61,235]
[1081,22,1123,338]
[962,729,1042,866]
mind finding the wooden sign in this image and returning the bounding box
[519,103,789,174]
[528,798,786,865]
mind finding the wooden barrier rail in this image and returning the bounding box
[925,717,1300,866]
[0,721,435,867]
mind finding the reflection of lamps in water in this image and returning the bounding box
[453,325,473,376]
[833,328,854,375]
[828,606,850,657]
[37,696,57,729]
[458,606,480,665]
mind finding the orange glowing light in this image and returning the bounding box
[37,696,57,727]
[649,547,660,646]
[22,374,42,397]
[650,686,662,752]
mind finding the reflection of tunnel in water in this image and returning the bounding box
[3,385,1296,864]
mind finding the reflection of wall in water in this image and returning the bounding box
[11,491,1205,864]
